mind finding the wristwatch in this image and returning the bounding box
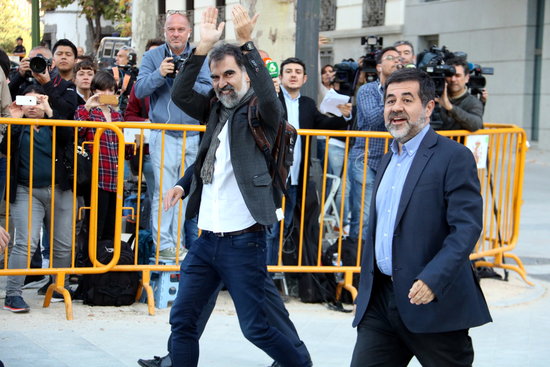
[240,41,255,52]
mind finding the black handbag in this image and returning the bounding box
[62,140,92,187]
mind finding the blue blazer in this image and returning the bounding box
[352,128,492,333]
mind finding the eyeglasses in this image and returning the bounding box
[382,55,399,61]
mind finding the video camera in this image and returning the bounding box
[361,35,383,83]
[468,64,494,98]
[333,59,358,96]
[416,46,460,97]
[332,35,383,96]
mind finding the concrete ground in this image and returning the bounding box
[0,145,548,367]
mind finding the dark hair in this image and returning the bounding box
[145,38,165,51]
[446,56,470,74]
[16,37,23,41]
[91,70,117,93]
[208,43,245,70]
[0,48,10,79]
[22,84,46,96]
[393,40,415,55]
[74,59,97,74]
[384,68,435,107]
[375,46,398,64]
[280,57,307,75]
[320,64,333,75]
[52,39,78,59]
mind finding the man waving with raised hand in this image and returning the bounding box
[166,6,312,367]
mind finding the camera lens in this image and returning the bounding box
[30,56,47,74]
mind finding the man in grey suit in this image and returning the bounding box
[162,6,312,367]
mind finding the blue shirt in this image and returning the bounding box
[134,43,212,137]
[281,86,302,186]
[349,80,388,172]
[374,124,430,275]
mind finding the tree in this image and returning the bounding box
[41,0,130,51]
[0,0,32,54]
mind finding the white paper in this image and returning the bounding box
[466,135,489,169]
[320,89,350,117]
[123,126,151,144]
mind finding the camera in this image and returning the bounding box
[332,35,383,96]
[468,64,494,98]
[167,55,186,78]
[416,46,458,97]
[333,59,358,96]
[29,54,52,74]
[361,35,383,83]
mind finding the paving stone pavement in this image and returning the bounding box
[0,146,548,367]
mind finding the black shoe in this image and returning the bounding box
[138,354,171,367]
[37,276,53,295]
[3,295,30,313]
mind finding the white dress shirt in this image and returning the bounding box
[198,120,256,232]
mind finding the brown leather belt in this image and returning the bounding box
[207,223,265,237]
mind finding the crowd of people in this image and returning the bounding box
[0,5,491,367]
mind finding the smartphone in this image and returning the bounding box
[98,94,119,106]
[16,95,37,106]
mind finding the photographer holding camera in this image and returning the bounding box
[437,57,483,131]
[9,40,78,120]
[134,10,211,259]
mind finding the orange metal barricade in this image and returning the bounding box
[0,118,530,318]
[0,117,127,319]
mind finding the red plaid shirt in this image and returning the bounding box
[75,105,123,192]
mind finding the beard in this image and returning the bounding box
[215,74,249,109]
[385,111,428,144]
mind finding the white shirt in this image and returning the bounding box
[281,86,302,186]
[198,120,256,232]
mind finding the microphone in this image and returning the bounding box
[263,57,279,78]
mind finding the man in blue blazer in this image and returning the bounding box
[350,68,492,366]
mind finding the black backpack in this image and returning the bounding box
[247,96,297,197]
[76,238,140,306]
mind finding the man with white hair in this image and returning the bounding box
[134,11,211,259]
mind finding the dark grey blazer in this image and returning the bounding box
[171,48,283,226]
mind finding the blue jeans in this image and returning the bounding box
[348,155,376,241]
[149,132,199,250]
[169,231,311,367]
[266,185,298,266]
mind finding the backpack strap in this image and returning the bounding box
[247,96,288,196]
[112,67,120,84]
[120,73,132,94]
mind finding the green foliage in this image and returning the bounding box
[0,0,32,54]
[41,0,127,22]
[40,0,131,50]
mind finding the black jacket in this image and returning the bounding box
[172,48,283,225]
[278,91,350,183]
[9,69,78,121]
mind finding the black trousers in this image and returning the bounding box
[350,272,474,367]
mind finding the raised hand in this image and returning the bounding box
[232,4,259,44]
[196,7,225,55]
